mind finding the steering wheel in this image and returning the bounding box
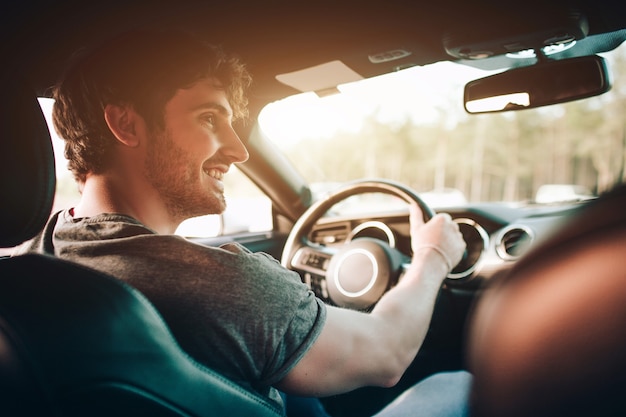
[281,179,436,310]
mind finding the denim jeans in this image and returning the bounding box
[282,370,472,417]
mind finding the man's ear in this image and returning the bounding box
[104,104,141,147]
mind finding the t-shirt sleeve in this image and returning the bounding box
[261,286,327,385]
[219,243,327,386]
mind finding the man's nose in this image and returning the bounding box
[222,125,249,163]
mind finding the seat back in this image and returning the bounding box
[0,69,283,416]
[0,69,55,247]
[0,255,283,416]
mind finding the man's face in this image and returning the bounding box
[144,78,249,222]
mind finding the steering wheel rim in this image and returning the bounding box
[281,179,435,309]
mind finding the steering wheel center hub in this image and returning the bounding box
[326,238,401,310]
[335,249,378,296]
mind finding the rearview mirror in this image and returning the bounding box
[464,55,610,114]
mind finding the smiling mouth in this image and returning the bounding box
[203,167,225,181]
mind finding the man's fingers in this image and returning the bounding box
[409,203,424,228]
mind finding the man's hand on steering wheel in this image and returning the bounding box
[409,205,466,277]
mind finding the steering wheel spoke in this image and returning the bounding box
[290,245,336,276]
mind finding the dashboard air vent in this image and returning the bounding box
[496,226,534,260]
[310,223,350,245]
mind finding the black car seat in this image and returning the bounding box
[467,182,626,417]
[0,72,284,416]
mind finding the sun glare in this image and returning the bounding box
[259,61,490,148]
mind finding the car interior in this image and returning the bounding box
[2,0,626,416]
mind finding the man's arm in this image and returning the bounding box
[276,206,466,397]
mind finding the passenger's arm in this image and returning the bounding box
[276,206,466,397]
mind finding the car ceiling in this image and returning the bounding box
[4,0,626,113]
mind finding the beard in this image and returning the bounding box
[144,129,226,224]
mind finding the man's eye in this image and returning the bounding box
[202,114,215,125]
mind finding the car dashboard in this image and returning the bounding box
[300,200,586,303]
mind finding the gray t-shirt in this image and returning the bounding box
[16,210,326,406]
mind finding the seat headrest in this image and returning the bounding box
[0,69,56,247]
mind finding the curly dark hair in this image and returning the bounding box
[51,29,252,183]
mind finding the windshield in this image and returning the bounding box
[259,43,626,207]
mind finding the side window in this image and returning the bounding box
[38,98,272,238]
[39,98,82,212]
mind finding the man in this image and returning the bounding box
[17,29,470,416]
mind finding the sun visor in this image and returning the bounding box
[276,61,363,96]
